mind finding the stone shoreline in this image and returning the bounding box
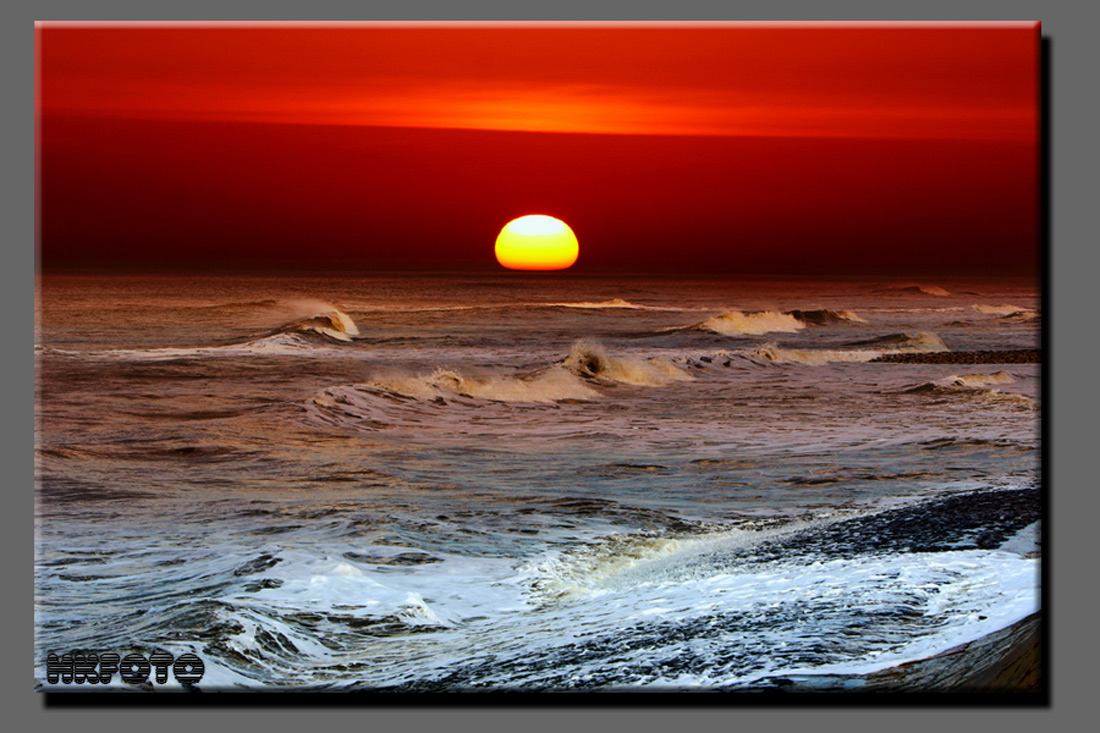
[744,612,1043,694]
[871,350,1040,364]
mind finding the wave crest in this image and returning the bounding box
[275,301,360,342]
[697,311,805,336]
[972,304,1039,322]
[689,308,867,337]
[562,342,693,386]
[902,371,1034,408]
[944,371,1017,389]
[746,331,948,366]
[849,332,949,353]
[974,304,1022,316]
[549,298,644,310]
[359,366,599,404]
[309,344,694,422]
[786,309,867,326]
[874,285,951,297]
[747,345,880,366]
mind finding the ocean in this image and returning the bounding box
[34,272,1041,691]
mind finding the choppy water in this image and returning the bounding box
[34,273,1041,690]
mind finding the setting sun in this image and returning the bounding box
[494,215,579,271]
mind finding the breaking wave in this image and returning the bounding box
[336,298,683,316]
[698,311,803,336]
[272,301,360,341]
[347,366,599,405]
[52,300,362,361]
[874,285,951,297]
[848,332,949,352]
[942,371,1018,389]
[974,304,1028,317]
[547,299,647,310]
[561,342,693,386]
[307,343,694,426]
[971,304,1039,322]
[72,331,345,362]
[902,371,1034,408]
[746,345,881,366]
[688,309,866,337]
[746,331,948,366]
[785,309,867,325]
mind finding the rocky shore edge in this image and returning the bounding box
[871,350,1040,364]
[743,612,1043,694]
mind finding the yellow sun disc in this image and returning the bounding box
[495,215,579,271]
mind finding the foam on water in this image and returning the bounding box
[80,332,343,361]
[944,371,1017,388]
[547,298,646,310]
[974,304,1029,317]
[786,308,868,325]
[697,310,805,336]
[65,301,362,360]
[742,332,948,366]
[874,284,952,297]
[851,331,950,352]
[903,370,1035,409]
[35,274,1042,692]
[345,365,599,405]
[113,498,1039,690]
[746,345,882,365]
[562,341,693,386]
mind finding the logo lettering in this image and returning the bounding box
[45,651,205,686]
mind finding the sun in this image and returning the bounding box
[495,215,579,271]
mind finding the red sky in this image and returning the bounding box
[36,23,1040,274]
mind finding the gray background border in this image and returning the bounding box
[11,1,1090,730]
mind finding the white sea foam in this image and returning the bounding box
[744,331,948,366]
[547,298,645,309]
[904,371,1035,409]
[746,345,882,365]
[167,507,1040,690]
[785,308,868,325]
[944,371,1017,389]
[974,304,1028,317]
[562,342,693,386]
[275,300,360,340]
[72,300,361,360]
[855,331,950,352]
[501,521,1039,687]
[685,308,866,338]
[363,365,600,404]
[698,311,805,336]
[87,332,340,361]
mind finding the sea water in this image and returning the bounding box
[34,273,1041,690]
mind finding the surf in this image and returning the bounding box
[679,308,867,337]
[742,331,949,366]
[562,341,693,386]
[872,284,951,296]
[268,300,360,341]
[901,370,1034,408]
